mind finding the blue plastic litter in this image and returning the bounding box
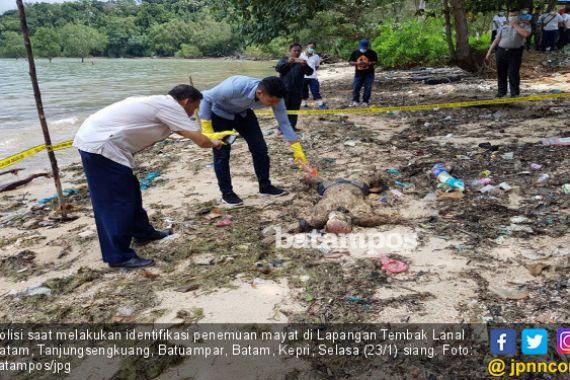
[38,188,79,205]
[386,168,401,175]
[140,171,161,190]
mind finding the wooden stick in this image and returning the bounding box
[16,0,66,217]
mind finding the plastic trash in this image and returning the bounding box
[480,170,491,177]
[530,163,542,170]
[394,180,413,189]
[379,255,409,274]
[537,174,550,183]
[498,182,512,191]
[26,286,52,296]
[386,168,401,175]
[38,188,78,205]
[501,152,514,160]
[431,163,464,191]
[541,137,570,146]
[480,185,495,193]
[563,184,570,194]
[140,171,161,190]
[215,217,233,227]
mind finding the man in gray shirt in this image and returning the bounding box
[486,8,531,97]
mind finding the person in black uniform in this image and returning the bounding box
[275,43,314,131]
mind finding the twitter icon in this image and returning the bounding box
[522,329,548,355]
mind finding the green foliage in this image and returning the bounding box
[32,26,61,60]
[102,15,140,57]
[469,32,491,52]
[0,31,26,58]
[148,19,192,56]
[372,18,449,68]
[176,43,202,58]
[59,23,108,60]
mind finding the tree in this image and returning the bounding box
[0,31,26,58]
[59,23,108,62]
[103,15,140,56]
[33,26,61,62]
[449,0,480,72]
[147,19,192,56]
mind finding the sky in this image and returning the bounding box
[0,0,74,14]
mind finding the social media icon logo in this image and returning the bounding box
[557,329,570,354]
[490,329,517,355]
[522,329,548,355]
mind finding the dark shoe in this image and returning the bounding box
[109,256,155,269]
[510,94,519,98]
[134,228,173,245]
[496,93,506,98]
[222,192,243,206]
[259,185,288,197]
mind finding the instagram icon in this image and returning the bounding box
[557,329,570,354]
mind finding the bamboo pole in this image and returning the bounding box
[16,0,67,218]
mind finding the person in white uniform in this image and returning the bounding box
[73,85,221,269]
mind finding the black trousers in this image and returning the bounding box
[211,110,271,195]
[496,47,523,96]
[284,91,303,129]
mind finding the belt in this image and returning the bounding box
[498,46,523,51]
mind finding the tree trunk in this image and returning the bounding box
[449,0,480,72]
[81,56,85,63]
[49,57,52,63]
[442,0,455,58]
[16,0,67,218]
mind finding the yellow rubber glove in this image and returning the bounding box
[290,142,308,166]
[200,119,236,142]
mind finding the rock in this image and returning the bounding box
[191,253,216,266]
[526,262,550,276]
[510,216,530,224]
[344,140,357,147]
[22,220,38,229]
[490,286,529,300]
[78,230,96,239]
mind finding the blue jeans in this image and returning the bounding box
[212,110,271,195]
[302,78,322,100]
[79,150,155,264]
[352,73,374,103]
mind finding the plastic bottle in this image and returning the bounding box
[431,163,465,191]
[541,137,570,146]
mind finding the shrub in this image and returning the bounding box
[372,18,449,68]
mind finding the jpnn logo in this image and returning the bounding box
[522,329,548,355]
[490,329,517,355]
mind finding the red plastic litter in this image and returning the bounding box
[379,255,409,274]
[215,218,233,227]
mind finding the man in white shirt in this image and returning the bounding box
[299,42,328,110]
[73,85,221,268]
[492,11,507,41]
[539,10,564,51]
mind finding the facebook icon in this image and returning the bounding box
[490,329,517,355]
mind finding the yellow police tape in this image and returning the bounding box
[1,91,569,170]
[256,91,570,115]
[0,140,73,170]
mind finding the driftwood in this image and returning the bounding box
[0,173,49,192]
[0,168,24,177]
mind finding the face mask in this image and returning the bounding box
[521,10,529,14]
[307,47,315,54]
[498,12,505,16]
[509,15,519,22]
[359,48,367,53]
